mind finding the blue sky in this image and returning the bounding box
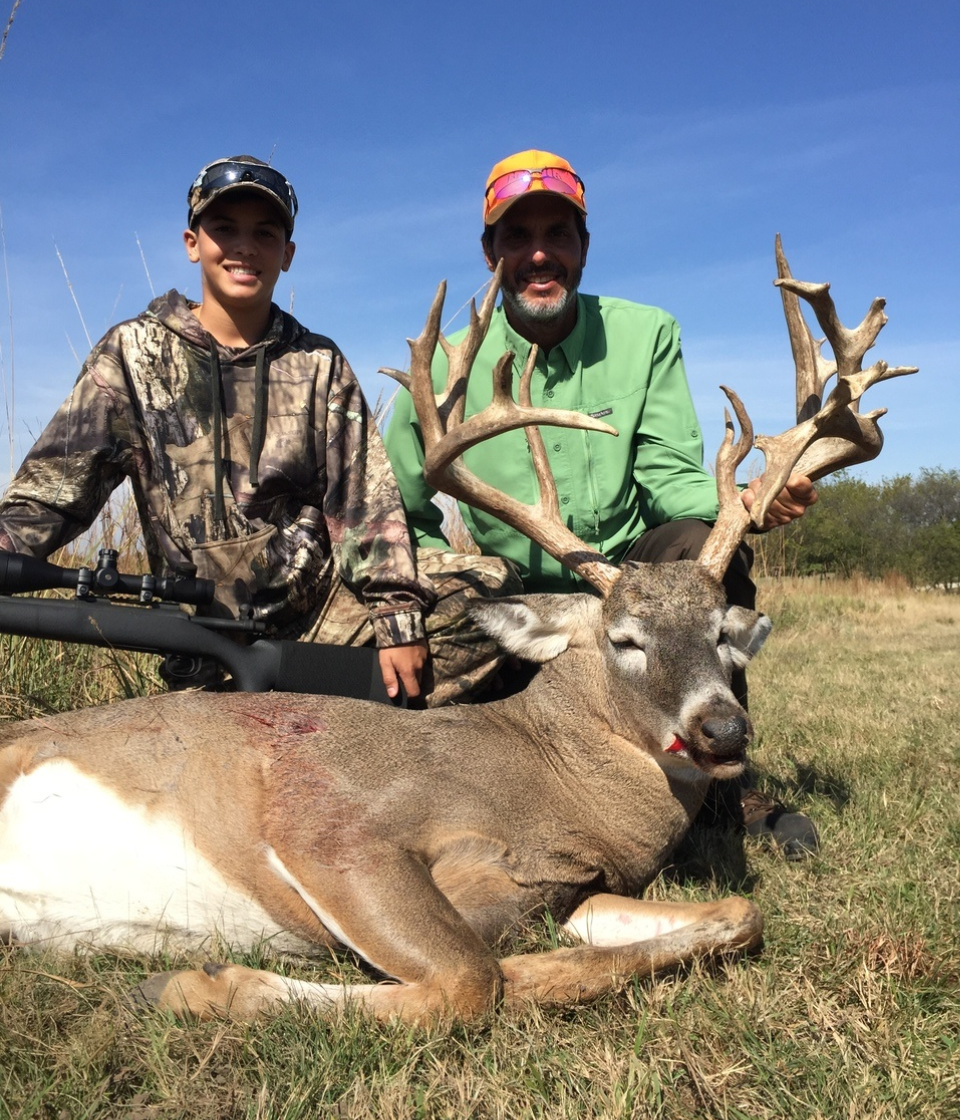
[0,0,956,489]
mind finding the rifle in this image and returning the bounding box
[0,548,395,704]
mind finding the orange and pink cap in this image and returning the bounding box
[483,149,587,226]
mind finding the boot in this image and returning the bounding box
[740,787,820,861]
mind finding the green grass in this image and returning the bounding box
[2,578,960,1120]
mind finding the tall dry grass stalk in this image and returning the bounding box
[0,0,22,66]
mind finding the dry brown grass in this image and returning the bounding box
[0,485,166,721]
[2,577,959,1119]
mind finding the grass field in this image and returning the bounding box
[1,578,959,1120]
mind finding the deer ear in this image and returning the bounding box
[722,607,773,668]
[470,594,600,663]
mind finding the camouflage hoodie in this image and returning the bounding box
[0,291,434,645]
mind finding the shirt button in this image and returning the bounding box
[545,389,555,398]
[553,442,562,451]
[561,496,570,505]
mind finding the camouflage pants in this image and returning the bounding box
[301,547,522,707]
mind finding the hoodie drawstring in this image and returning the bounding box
[208,337,226,535]
[248,345,268,489]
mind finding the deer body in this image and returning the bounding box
[1,564,767,1021]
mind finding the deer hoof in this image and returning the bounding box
[128,969,192,1013]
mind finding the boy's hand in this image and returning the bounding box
[378,640,430,700]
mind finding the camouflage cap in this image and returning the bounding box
[187,156,298,231]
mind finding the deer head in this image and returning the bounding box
[473,564,772,778]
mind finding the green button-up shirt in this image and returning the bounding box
[384,293,721,592]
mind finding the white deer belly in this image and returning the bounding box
[0,759,298,955]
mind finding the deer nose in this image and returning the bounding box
[701,714,750,757]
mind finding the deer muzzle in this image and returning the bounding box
[700,713,751,764]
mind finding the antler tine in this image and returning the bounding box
[697,387,754,582]
[516,347,561,515]
[513,349,623,596]
[436,263,502,430]
[697,238,918,583]
[381,265,509,434]
[379,277,448,442]
[775,233,837,422]
[390,270,623,596]
[756,241,917,504]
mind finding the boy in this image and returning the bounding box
[0,156,518,703]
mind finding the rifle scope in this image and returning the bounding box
[0,549,215,607]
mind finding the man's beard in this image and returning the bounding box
[501,282,579,326]
[500,261,583,329]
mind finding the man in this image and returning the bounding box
[0,156,518,705]
[384,148,819,855]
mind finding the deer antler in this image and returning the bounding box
[697,236,918,582]
[382,265,623,597]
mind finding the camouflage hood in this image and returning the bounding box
[144,290,307,354]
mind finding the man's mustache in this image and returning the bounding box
[516,264,568,283]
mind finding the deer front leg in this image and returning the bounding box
[132,845,504,1024]
[500,893,763,1008]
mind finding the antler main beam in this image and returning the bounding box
[698,236,918,582]
[383,265,623,597]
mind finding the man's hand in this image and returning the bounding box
[378,640,430,700]
[741,473,818,530]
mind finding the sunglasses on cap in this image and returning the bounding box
[485,166,585,209]
[188,160,299,229]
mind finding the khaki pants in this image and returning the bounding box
[301,547,522,707]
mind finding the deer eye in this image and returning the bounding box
[607,632,649,672]
[607,626,645,651]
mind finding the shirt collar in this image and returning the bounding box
[497,294,586,375]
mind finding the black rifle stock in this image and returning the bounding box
[0,549,394,704]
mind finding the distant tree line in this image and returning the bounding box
[752,468,960,589]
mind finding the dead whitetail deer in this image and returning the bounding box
[0,238,915,1024]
